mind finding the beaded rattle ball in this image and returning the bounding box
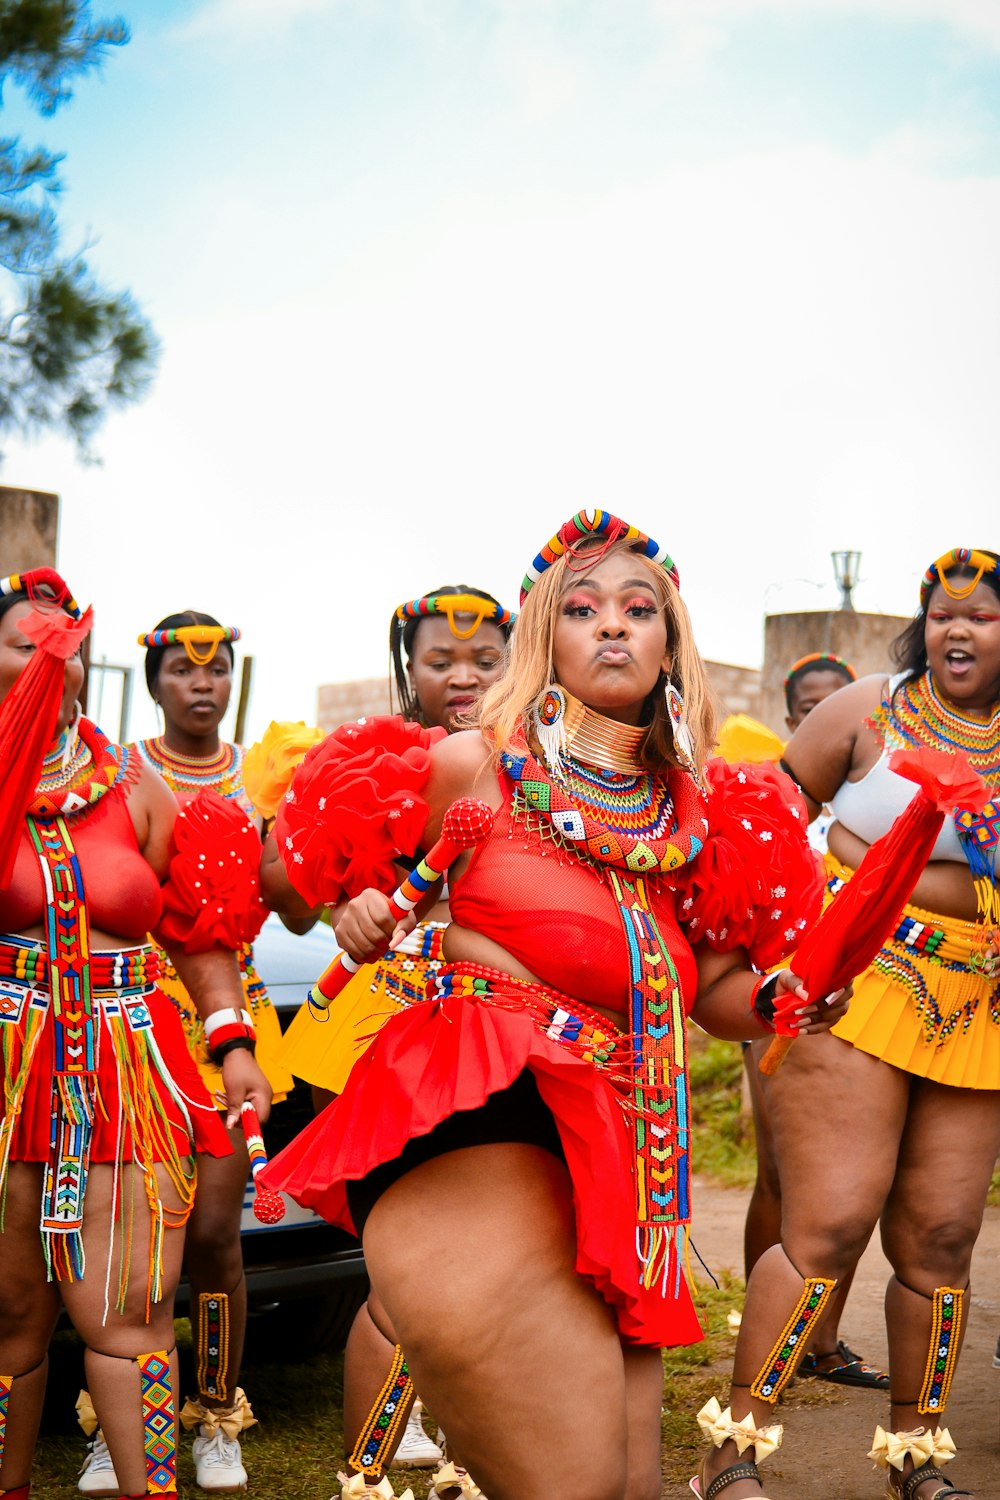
[240,1101,286,1224]
[438,796,495,856]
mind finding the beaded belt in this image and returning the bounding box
[0,932,162,1005]
[822,854,1000,1045]
[431,962,631,1076]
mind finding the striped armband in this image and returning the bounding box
[204,1007,256,1061]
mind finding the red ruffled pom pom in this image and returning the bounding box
[274,716,447,907]
[156,791,267,953]
[670,760,824,971]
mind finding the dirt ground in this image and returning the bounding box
[682,1177,1000,1499]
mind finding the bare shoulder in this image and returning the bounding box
[425,730,500,839]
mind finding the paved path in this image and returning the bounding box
[684,1178,1000,1498]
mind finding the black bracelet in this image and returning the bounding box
[751,972,781,1029]
[211,1036,257,1063]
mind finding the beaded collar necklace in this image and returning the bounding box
[28,718,129,822]
[873,671,1000,928]
[501,732,707,874]
[136,737,253,819]
[874,672,1000,786]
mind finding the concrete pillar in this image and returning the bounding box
[0,487,59,571]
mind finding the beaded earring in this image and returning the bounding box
[531,685,568,775]
[664,679,702,785]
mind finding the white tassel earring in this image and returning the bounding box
[531,685,568,776]
[664,679,703,787]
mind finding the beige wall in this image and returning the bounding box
[0,487,59,571]
[317,609,911,740]
[760,610,909,734]
[317,676,392,734]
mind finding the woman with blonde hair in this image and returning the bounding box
[261,511,841,1500]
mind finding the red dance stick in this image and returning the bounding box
[239,1100,286,1224]
[308,796,495,1010]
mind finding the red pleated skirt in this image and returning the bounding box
[261,992,702,1349]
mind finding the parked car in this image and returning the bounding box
[231,913,368,1357]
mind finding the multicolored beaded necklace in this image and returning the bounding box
[136,738,252,817]
[874,672,1000,785]
[500,736,707,875]
[873,671,1000,928]
[29,718,131,821]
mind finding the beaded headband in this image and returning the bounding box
[520,510,679,605]
[394,593,514,642]
[0,568,82,620]
[920,548,1000,608]
[783,653,857,690]
[138,624,241,665]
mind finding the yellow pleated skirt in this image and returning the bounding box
[826,855,1000,1090]
[157,941,294,1107]
[275,922,447,1094]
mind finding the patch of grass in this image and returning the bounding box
[688,1028,756,1189]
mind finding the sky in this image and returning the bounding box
[1,0,998,742]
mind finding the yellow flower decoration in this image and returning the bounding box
[243,720,325,821]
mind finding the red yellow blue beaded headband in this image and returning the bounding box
[783,653,857,690]
[138,624,241,665]
[394,593,515,642]
[0,568,82,619]
[520,510,679,605]
[920,548,1000,608]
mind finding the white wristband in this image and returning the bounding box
[203,1007,254,1041]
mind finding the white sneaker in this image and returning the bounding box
[192,1426,248,1491]
[78,1431,119,1498]
[394,1399,444,1468]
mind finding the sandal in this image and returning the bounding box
[689,1458,773,1500]
[889,1464,974,1500]
[799,1338,889,1390]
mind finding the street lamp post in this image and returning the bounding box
[831,550,861,611]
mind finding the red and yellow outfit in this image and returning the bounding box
[261,720,822,1349]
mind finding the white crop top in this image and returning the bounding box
[828,675,966,863]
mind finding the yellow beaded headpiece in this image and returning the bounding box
[138,623,241,665]
[920,549,1000,608]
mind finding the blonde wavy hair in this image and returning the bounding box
[477,537,717,776]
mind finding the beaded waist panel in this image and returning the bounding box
[431,962,630,1076]
[823,853,1000,1048]
[0,933,162,1004]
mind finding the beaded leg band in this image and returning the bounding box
[918,1288,965,1416]
[137,1350,176,1496]
[748,1275,837,1401]
[347,1345,413,1477]
[194,1292,231,1404]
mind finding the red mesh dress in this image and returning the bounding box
[261,733,822,1350]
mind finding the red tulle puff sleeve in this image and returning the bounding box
[274,716,448,907]
[156,791,267,953]
[669,759,825,970]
